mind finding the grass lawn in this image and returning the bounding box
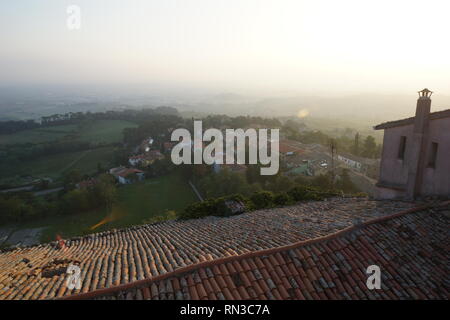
[113,172,198,227]
[21,171,198,243]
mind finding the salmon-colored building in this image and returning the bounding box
[374,89,450,199]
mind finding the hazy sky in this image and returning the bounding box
[1,0,449,95]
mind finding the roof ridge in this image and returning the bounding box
[61,200,449,300]
[374,108,450,130]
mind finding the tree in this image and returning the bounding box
[61,189,91,214]
[97,162,104,174]
[362,136,377,158]
[0,196,22,223]
[199,169,256,198]
[250,191,274,209]
[336,169,359,193]
[267,175,294,193]
[310,172,333,190]
[352,132,360,156]
[93,174,117,210]
[63,170,82,190]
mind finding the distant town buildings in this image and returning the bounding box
[75,178,98,190]
[279,140,304,156]
[337,154,362,170]
[375,89,450,199]
[109,166,145,184]
[140,137,154,153]
[287,163,314,176]
[128,150,164,167]
[163,142,176,153]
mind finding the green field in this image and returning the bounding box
[0,126,75,145]
[0,146,117,183]
[20,172,198,242]
[0,120,137,146]
[0,120,138,184]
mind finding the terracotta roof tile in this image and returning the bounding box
[67,202,450,300]
[0,199,445,300]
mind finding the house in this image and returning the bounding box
[279,140,304,156]
[140,137,154,153]
[163,141,176,153]
[109,166,145,184]
[374,89,450,199]
[287,163,314,176]
[128,150,165,167]
[75,178,97,189]
[128,154,145,167]
[337,154,363,170]
[144,150,165,165]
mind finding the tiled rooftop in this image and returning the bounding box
[72,202,450,300]
[374,108,450,130]
[0,198,427,299]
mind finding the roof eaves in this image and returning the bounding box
[374,108,450,130]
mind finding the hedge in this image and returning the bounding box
[179,185,338,220]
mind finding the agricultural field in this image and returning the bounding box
[0,125,77,145]
[0,120,138,185]
[11,172,198,243]
[0,120,137,146]
[0,146,117,183]
[76,120,137,144]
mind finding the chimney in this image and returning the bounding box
[414,88,432,131]
[406,89,432,199]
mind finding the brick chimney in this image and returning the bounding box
[406,89,432,199]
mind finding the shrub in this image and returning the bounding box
[352,192,368,198]
[250,191,274,209]
[215,194,249,217]
[273,193,293,206]
[181,194,250,220]
[179,199,219,220]
[288,186,323,201]
[142,210,177,224]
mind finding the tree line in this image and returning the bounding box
[0,106,179,135]
[282,119,381,159]
[0,173,117,225]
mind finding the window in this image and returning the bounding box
[428,142,438,168]
[398,136,407,160]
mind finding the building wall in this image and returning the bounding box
[378,124,413,188]
[118,176,128,184]
[421,117,450,196]
[337,155,362,170]
[378,117,450,198]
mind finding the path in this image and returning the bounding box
[189,180,204,201]
[59,149,92,174]
[33,187,64,196]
